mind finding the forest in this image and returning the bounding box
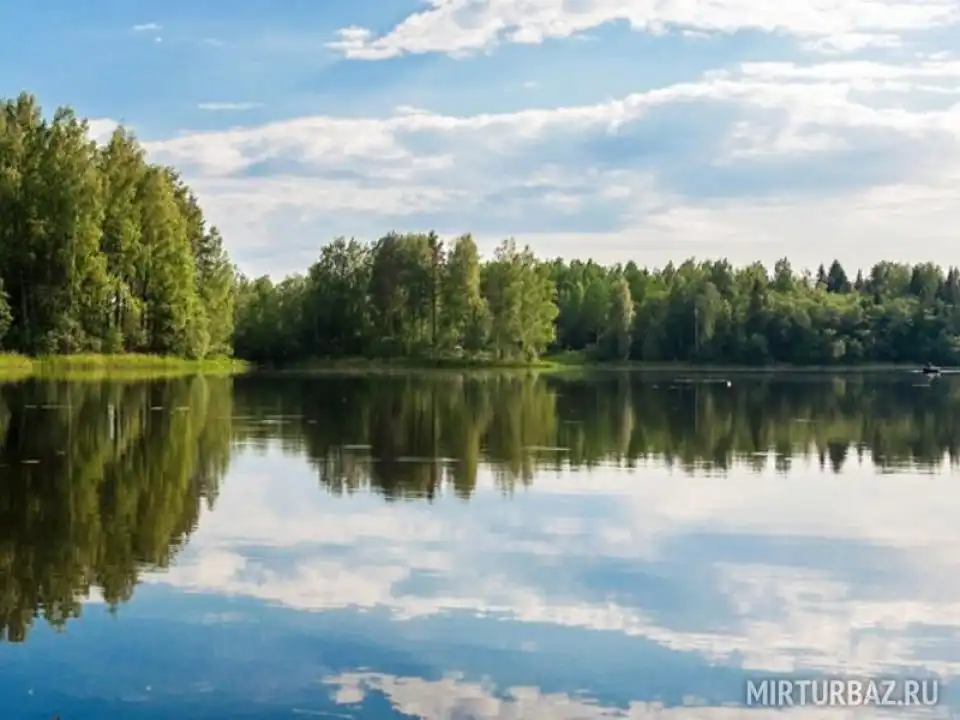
[4,92,960,366]
[235,234,960,366]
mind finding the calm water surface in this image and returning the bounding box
[1,371,958,718]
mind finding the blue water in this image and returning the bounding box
[1,373,957,718]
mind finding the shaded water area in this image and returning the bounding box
[1,370,958,718]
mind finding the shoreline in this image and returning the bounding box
[0,353,250,381]
[0,352,939,380]
[250,356,932,375]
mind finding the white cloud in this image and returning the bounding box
[324,672,943,718]
[85,118,120,145]
[737,59,960,83]
[325,0,959,60]
[197,102,263,111]
[136,58,960,275]
[132,22,162,32]
[800,32,903,54]
[145,453,960,683]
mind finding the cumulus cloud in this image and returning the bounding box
[144,452,960,683]
[138,56,960,275]
[325,0,960,60]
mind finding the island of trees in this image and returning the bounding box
[4,92,960,367]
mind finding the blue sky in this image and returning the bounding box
[1,0,959,277]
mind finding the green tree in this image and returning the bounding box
[483,239,557,360]
[99,127,147,351]
[440,234,488,352]
[135,168,200,355]
[607,276,634,360]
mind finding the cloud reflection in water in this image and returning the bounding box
[141,447,960,713]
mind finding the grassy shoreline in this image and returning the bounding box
[0,353,249,380]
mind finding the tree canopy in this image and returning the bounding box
[0,93,234,357]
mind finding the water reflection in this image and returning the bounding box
[0,371,957,718]
[0,377,232,642]
[233,372,960,495]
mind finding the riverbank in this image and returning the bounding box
[0,353,249,380]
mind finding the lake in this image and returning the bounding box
[1,370,957,718]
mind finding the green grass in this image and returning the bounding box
[0,353,249,381]
[0,353,35,380]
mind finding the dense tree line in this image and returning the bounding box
[0,376,232,642]
[7,94,960,366]
[234,234,960,366]
[232,373,960,498]
[234,235,556,364]
[0,93,234,356]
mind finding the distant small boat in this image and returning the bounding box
[922,363,941,375]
